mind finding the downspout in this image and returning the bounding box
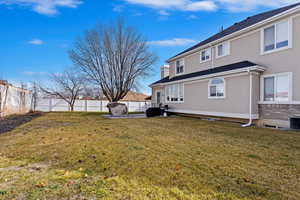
[242,69,253,127]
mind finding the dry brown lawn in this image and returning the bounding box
[0,112,299,200]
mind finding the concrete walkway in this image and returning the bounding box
[102,114,147,119]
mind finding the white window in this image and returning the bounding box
[175,59,184,75]
[262,20,290,53]
[208,78,225,98]
[216,42,230,58]
[262,73,292,102]
[165,83,184,103]
[200,48,211,63]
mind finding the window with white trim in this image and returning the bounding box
[165,83,184,103]
[262,73,291,102]
[175,59,184,74]
[200,48,211,62]
[216,42,230,58]
[208,78,225,98]
[263,20,290,53]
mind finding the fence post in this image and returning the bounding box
[49,98,52,112]
[85,100,88,112]
[100,100,103,112]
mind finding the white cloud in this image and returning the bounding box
[0,0,82,15]
[183,1,217,11]
[148,38,196,46]
[158,10,170,16]
[23,71,47,76]
[124,0,218,12]
[28,39,44,45]
[217,0,300,11]
[113,4,124,12]
[187,14,198,19]
[123,0,300,13]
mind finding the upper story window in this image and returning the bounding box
[200,48,211,63]
[165,83,184,103]
[262,72,292,102]
[208,78,225,98]
[262,19,291,54]
[176,59,184,75]
[216,42,230,58]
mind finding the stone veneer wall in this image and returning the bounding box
[259,104,300,121]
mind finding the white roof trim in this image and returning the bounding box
[151,65,266,87]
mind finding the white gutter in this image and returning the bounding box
[150,65,266,87]
[242,69,253,127]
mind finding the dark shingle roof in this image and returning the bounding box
[151,61,257,85]
[169,3,300,60]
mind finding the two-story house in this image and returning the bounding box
[150,3,300,128]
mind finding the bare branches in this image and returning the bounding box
[29,82,40,112]
[69,18,157,102]
[40,68,86,111]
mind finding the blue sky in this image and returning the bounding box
[0,0,298,94]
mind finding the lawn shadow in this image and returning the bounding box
[0,112,43,134]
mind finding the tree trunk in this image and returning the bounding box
[70,104,74,112]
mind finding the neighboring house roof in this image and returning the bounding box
[151,61,260,86]
[145,96,152,101]
[99,91,150,102]
[169,2,300,60]
[122,91,150,102]
[0,80,11,86]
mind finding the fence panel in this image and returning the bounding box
[0,84,31,117]
[36,98,151,113]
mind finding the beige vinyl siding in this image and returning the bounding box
[166,73,260,117]
[156,11,300,120]
[168,14,300,101]
[214,15,300,101]
[185,52,212,75]
[252,74,260,114]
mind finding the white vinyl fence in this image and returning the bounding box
[36,98,151,113]
[0,84,31,117]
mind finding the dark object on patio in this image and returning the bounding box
[290,117,300,130]
[164,105,169,110]
[146,108,161,117]
[107,102,128,116]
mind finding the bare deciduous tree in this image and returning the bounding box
[82,86,103,100]
[30,82,39,112]
[69,18,157,102]
[40,68,85,112]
